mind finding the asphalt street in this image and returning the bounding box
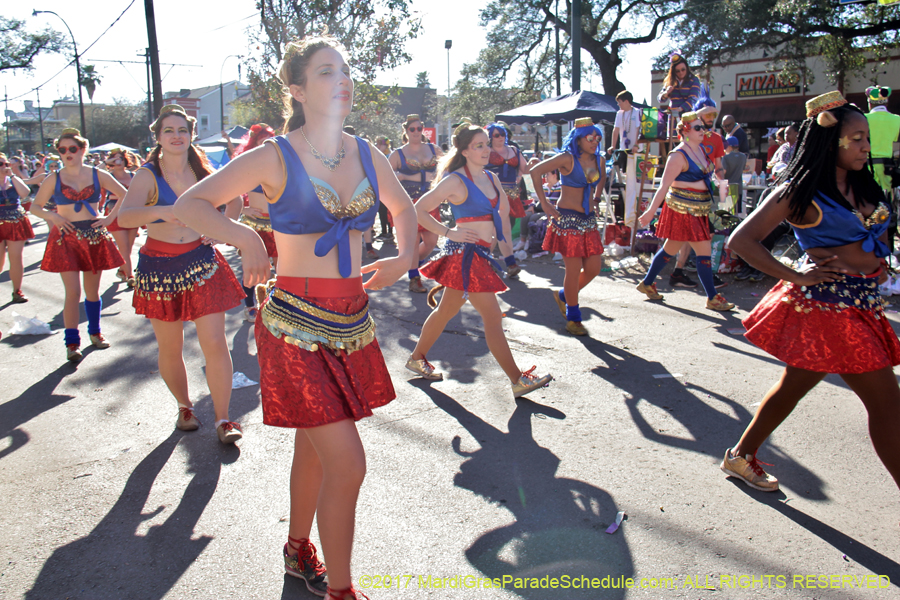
[1,217,898,600]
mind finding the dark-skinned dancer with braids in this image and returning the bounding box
[406,124,553,397]
[529,118,606,336]
[177,34,418,600]
[721,92,900,509]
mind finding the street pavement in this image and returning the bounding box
[1,217,898,600]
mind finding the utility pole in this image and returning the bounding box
[36,88,45,145]
[4,89,10,155]
[144,0,164,117]
[571,0,581,93]
[555,0,562,149]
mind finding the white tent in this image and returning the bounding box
[89,142,139,153]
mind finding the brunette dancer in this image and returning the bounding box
[118,105,245,445]
[389,114,443,292]
[31,128,126,362]
[722,92,900,499]
[408,124,553,397]
[176,35,418,600]
[0,153,34,303]
[529,118,606,336]
[637,112,734,311]
[102,148,140,287]
[485,122,527,276]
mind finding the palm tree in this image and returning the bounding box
[79,65,101,102]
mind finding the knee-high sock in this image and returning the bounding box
[642,248,673,285]
[696,255,717,299]
[64,328,81,347]
[84,299,102,335]
[242,284,255,307]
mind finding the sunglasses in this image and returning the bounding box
[0,161,8,167]
[583,135,600,143]
[492,132,504,138]
[408,126,422,132]
[57,145,80,155]
[690,125,705,131]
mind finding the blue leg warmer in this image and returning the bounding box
[408,269,420,279]
[566,304,582,322]
[84,299,102,336]
[64,328,81,347]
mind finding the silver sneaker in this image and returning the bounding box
[512,367,553,398]
[720,448,779,492]
[405,357,443,380]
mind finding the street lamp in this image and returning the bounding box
[220,55,242,134]
[445,40,452,143]
[32,10,86,135]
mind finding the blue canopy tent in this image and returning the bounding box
[495,90,646,126]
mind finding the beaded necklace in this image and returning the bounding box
[159,156,197,196]
[300,127,345,171]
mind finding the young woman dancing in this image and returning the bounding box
[485,122,527,275]
[529,118,606,336]
[175,35,418,600]
[637,112,734,311]
[407,124,553,397]
[102,148,140,287]
[721,92,900,499]
[31,128,126,362]
[389,114,443,293]
[117,105,245,445]
[0,153,35,303]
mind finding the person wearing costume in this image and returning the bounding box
[658,52,702,136]
[31,128,126,362]
[529,117,606,336]
[389,114,443,293]
[637,112,734,311]
[406,124,553,396]
[485,122,528,276]
[722,91,900,499]
[865,85,900,194]
[0,153,35,303]
[102,148,140,288]
[117,105,245,445]
[176,35,418,600]
[233,123,278,321]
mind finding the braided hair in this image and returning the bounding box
[776,104,882,221]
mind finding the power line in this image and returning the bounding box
[9,0,137,102]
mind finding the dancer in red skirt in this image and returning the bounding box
[175,34,419,600]
[30,128,126,362]
[102,148,140,287]
[722,91,900,499]
[389,114,443,293]
[637,112,735,311]
[529,117,606,336]
[485,122,528,276]
[233,123,278,321]
[408,123,553,397]
[117,105,245,445]
[0,153,34,303]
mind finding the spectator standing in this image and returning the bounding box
[865,86,900,193]
[769,125,798,175]
[722,115,750,154]
[607,90,643,227]
[722,136,748,206]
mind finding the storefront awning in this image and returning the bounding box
[720,97,807,128]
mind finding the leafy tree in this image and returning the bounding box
[416,71,430,88]
[79,65,102,102]
[0,17,67,73]
[669,0,900,91]
[76,100,149,149]
[241,0,421,130]
[473,0,686,97]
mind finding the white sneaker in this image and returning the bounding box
[553,252,563,261]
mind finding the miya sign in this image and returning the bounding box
[736,72,801,98]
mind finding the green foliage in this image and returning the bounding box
[79,65,102,102]
[74,100,148,149]
[0,17,67,72]
[670,0,900,89]
[416,71,430,88]
[343,83,402,142]
[240,0,421,130]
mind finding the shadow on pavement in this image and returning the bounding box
[25,430,236,599]
[414,380,633,599]
[0,363,75,460]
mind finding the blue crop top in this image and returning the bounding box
[560,153,602,214]
[51,167,101,216]
[485,146,521,185]
[265,135,380,278]
[791,192,892,258]
[139,162,179,224]
[447,169,505,242]
[673,148,713,183]
[0,179,21,206]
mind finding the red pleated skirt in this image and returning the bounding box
[655,204,711,241]
[40,222,124,273]
[744,274,900,374]
[255,277,395,428]
[133,238,244,322]
[0,210,34,241]
[419,240,507,293]
[541,209,604,257]
[502,184,527,218]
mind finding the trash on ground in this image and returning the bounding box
[232,372,258,389]
[652,373,683,379]
[7,313,56,336]
[606,511,626,534]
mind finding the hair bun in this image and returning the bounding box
[61,127,81,136]
[816,111,838,128]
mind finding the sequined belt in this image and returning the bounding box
[0,205,26,224]
[501,184,520,200]
[665,187,712,216]
[433,239,505,297]
[240,213,273,232]
[780,271,885,316]
[57,220,113,244]
[550,208,598,233]
[134,242,220,301]
[259,280,375,354]
[401,179,429,199]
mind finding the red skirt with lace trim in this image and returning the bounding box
[255,285,395,428]
[40,222,124,273]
